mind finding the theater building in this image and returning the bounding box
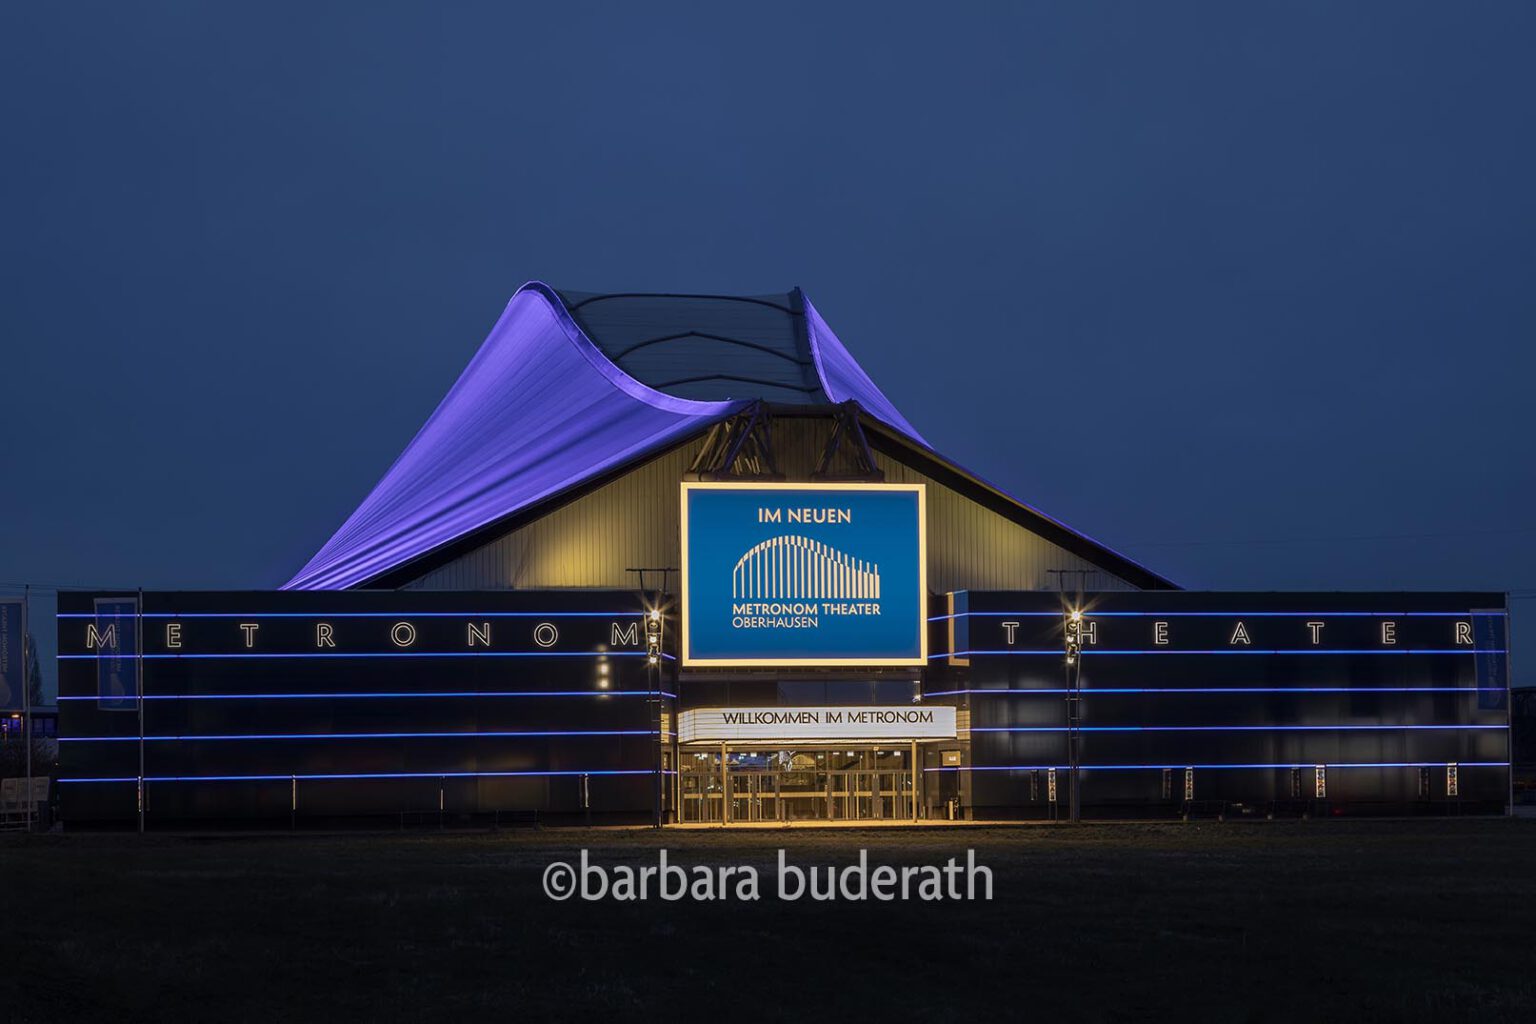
[57,283,1513,825]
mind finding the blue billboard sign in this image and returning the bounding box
[680,483,927,667]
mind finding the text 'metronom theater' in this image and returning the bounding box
[59,283,1512,825]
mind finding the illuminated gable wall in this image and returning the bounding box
[404,417,1138,594]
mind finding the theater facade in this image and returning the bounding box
[57,284,1512,825]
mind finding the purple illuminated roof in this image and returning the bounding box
[802,292,923,440]
[284,282,924,590]
[286,281,1173,591]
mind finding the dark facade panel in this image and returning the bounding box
[57,589,1511,826]
[57,590,670,826]
[925,591,1511,818]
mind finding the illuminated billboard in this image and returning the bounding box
[679,482,926,667]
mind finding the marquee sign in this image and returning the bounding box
[679,483,927,667]
[678,705,956,744]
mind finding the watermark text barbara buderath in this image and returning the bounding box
[542,849,992,902]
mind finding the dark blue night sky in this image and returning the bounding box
[3,2,1532,694]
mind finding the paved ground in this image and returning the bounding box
[4,819,1535,1022]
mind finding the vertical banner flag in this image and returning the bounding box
[0,598,21,710]
[94,596,140,711]
[1473,609,1508,711]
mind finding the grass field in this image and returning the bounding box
[4,819,1535,1022]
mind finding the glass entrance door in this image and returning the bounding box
[679,748,918,823]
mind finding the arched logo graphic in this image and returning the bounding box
[731,535,880,601]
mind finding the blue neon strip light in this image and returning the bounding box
[57,690,678,701]
[1081,761,1510,770]
[924,761,1511,773]
[58,651,656,661]
[927,612,1058,622]
[1083,611,1494,618]
[922,688,1073,696]
[929,650,1060,658]
[58,769,679,783]
[1146,648,1512,655]
[62,729,661,743]
[57,611,641,619]
[921,686,1502,697]
[930,611,1502,620]
[933,649,1505,659]
[967,724,1506,733]
[921,764,1066,772]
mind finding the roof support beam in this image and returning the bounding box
[685,401,785,481]
[811,401,884,482]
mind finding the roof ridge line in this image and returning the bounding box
[561,290,800,315]
[518,282,743,418]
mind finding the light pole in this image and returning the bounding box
[645,602,663,829]
[1062,605,1083,823]
[22,585,32,832]
[628,567,676,830]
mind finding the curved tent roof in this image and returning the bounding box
[556,290,821,405]
[284,281,1171,591]
[283,282,924,591]
[554,288,924,439]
